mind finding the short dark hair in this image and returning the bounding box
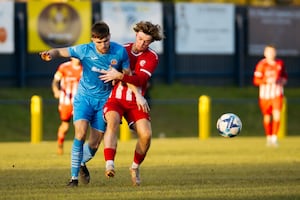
[91,21,110,39]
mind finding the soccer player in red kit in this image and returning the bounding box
[52,58,82,155]
[98,21,164,186]
[253,45,288,147]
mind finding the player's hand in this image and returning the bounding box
[135,93,150,113]
[53,90,60,99]
[276,78,287,85]
[39,51,52,61]
[99,67,123,83]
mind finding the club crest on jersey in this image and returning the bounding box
[140,60,146,67]
[110,59,118,66]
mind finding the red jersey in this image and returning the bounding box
[253,58,287,100]
[54,61,82,106]
[109,43,159,102]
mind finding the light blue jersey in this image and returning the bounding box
[68,41,129,98]
[68,41,129,131]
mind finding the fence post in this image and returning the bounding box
[31,95,42,143]
[199,95,211,140]
[278,97,287,139]
[120,117,131,141]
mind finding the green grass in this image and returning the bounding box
[0,137,300,200]
[0,84,300,142]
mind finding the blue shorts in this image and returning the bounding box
[73,94,108,132]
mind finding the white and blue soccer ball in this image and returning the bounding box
[216,113,242,138]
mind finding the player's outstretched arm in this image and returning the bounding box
[100,67,148,88]
[39,48,70,61]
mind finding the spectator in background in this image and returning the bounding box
[253,44,288,147]
[52,58,82,155]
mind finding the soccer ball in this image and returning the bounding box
[216,113,242,138]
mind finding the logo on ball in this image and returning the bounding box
[216,113,242,138]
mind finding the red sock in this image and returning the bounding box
[263,120,272,136]
[57,137,64,146]
[104,148,116,161]
[272,120,280,135]
[134,151,145,165]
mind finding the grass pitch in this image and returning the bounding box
[0,137,299,200]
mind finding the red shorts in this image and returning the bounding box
[103,98,150,128]
[259,97,283,115]
[58,104,73,122]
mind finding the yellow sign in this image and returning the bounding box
[27,1,91,52]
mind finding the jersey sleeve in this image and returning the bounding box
[121,53,158,87]
[253,60,264,86]
[122,72,150,87]
[278,59,288,81]
[68,44,87,60]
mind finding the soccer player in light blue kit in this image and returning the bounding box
[40,21,130,187]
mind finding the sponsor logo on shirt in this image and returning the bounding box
[91,56,98,60]
[91,66,102,73]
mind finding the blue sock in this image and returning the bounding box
[71,138,84,179]
[81,143,98,165]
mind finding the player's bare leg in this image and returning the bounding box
[103,111,120,178]
[130,119,152,186]
[271,109,281,147]
[263,115,273,147]
[57,121,69,155]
